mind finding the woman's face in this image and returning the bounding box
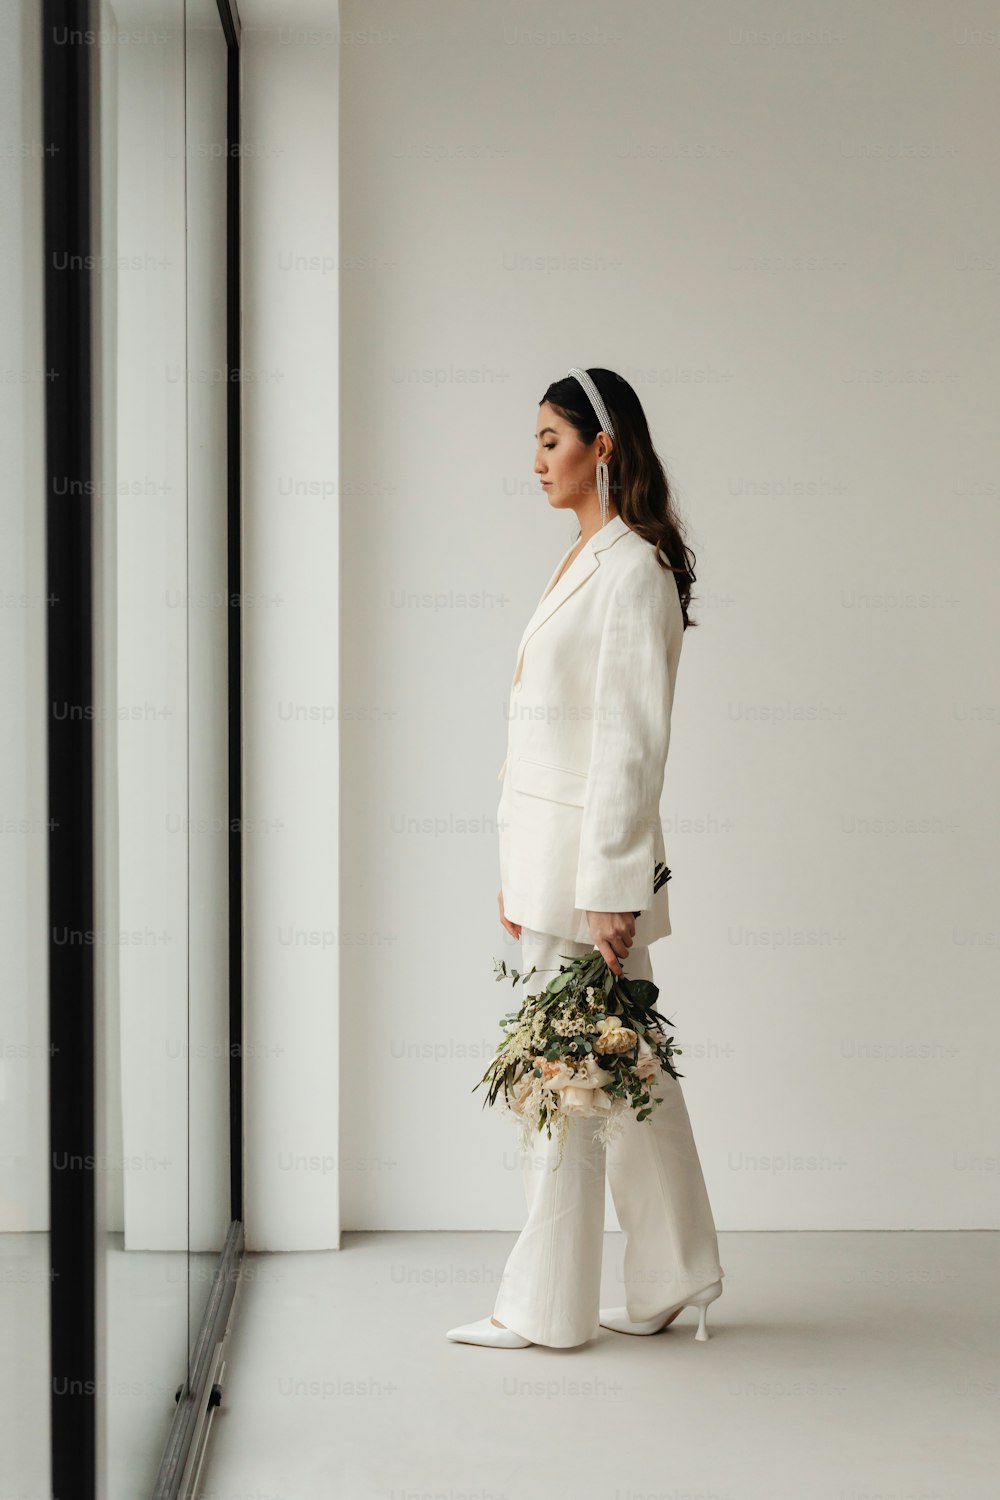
[533,401,611,511]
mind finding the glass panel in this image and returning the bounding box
[183,0,232,1363]
[92,2,195,1493]
[92,1,234,1488]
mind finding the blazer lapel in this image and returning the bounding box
[512,514,629,675]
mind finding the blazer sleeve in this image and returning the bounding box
[574,558,679,914]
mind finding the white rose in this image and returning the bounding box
[560,1085,612,1117]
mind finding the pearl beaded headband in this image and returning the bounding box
[568,366,615,439]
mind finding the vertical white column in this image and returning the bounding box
[241,12,342,1249]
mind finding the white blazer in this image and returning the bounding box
[497,512,684,946]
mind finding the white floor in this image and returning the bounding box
[197,1229,998,1500]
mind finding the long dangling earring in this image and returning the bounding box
[596,453,610,526]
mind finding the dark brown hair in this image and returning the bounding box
[540,367,698,629]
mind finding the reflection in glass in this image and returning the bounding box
[183,0,232,1371]
[93,0,233,1493]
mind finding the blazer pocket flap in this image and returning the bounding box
[510,755,587,807]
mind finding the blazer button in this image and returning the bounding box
[512,680,522,693]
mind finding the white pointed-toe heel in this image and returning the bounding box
[445,1315,533,1348]
[600,1279,723,1341]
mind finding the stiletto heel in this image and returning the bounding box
[600,1278,723,1339]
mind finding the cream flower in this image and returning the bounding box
[539,1057,578,1091]
[551,1011,587,1037]
[561,1085,612,1116]
[595,1021,638,1055]
[582,1053,614,1085]
[537,1052,614,1116]
[634,1037,661,1081]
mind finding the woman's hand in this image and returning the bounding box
[586,910,636,977]
[498,889,522,940]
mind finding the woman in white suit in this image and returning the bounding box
[447,367,725,1350]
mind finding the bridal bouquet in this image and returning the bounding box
[473,948,684,1168]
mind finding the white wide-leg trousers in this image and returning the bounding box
[492,927,725,1348]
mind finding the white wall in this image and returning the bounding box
[332,0,1000,1231]
[114,22,191,1250]
[240,8,342,1250]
